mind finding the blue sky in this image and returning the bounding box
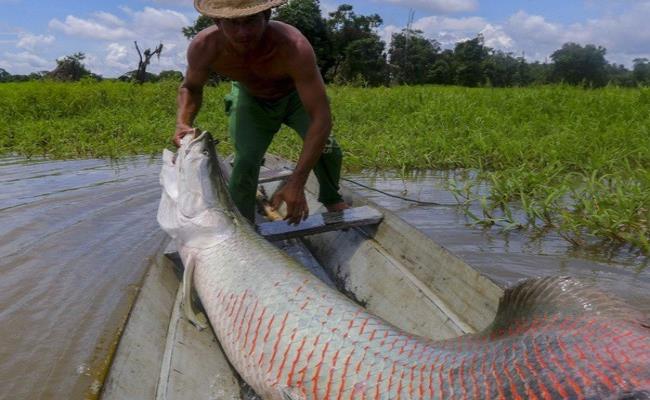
[1,0,649,77]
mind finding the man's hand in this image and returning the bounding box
[173,126,197,147]
[270,180,309,225]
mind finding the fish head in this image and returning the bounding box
[158,131,236,249]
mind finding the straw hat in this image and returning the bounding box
[194,0,288,18]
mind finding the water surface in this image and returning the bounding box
[1,157,647,400]
[343,170,649,315]
[0,155,165,399]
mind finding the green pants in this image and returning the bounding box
[225,82,343,222]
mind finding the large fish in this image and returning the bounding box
[157,132,649,400]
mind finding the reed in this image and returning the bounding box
[1,81,647,252]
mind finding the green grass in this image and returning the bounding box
[1,81,648,252]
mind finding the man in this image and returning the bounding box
[174,0,348,225]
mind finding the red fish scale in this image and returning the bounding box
[161,135,650,399]
[190,240,650,400]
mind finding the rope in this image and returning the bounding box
[340,177,459,207]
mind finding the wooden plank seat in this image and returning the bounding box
[257,205,383,241]
[257,167,293,183]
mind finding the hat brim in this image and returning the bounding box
[194,0,287,18]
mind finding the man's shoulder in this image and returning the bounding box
[268,21,313,55]
[187,26,222,64]
[190,26,222,52]
[193,25,221,43]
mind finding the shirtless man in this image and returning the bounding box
[174,0,347,225]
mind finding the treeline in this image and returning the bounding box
[0,52,184,83]
[184,1,650,87]
[284,1,649,87]
[3,0,650,87]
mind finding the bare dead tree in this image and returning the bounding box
[134,41,163,83]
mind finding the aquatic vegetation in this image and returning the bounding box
[0,81,647,252]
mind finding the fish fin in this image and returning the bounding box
[614,390,650,400]
[280,386,307,400]
[487,276,644,334]
[181,254,208,331]
[586,390,650,400]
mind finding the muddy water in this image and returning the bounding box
[343,170,650,315]
[2,157,648,400]
[0,156,166,399]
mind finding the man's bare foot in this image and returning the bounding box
[325,201,350,213]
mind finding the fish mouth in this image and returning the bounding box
[176,131,215,167]
[183,131,220,157]
[190,130,209,145]
[182,130,208,152]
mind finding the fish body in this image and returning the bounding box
[158,132,650,400]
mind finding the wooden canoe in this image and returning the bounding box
[100,154,503,400]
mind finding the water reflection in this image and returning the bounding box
[343,169,649,314]
[0,155,166,400]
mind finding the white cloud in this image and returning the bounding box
[149,0,193,5]
[320,1,339,15]
[49,15,135,40]
[502,4,650,65]
[480,24,513,49]
[506,11,563,47]
[41,6,193,77]
[378,0,478,14]
[16,32,54,51]
[381,16,504,53]
[105,43,130,70]
[6,1,649,77]
[82,52,99,70]
[397,4,649,66]
[131,7,190,39]
[92,11,126,27]
[0,51,52,73]
[414,15,487,32]
[16,32,55,51]
[568,2,650,58]
[410,15,489,47]
[119,6,134,16]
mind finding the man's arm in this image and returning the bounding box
[174,34,212,147]
[270,36,333,224]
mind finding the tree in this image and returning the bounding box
[483,51,529,87]
[134,42,163,84]
[158,70,184,81]
[119,70,158,83]
[527,61,552,85]
[429,49,454,85]
[389,29,439,85]
[633,58,650,86]
[49,52,91,81]
[550,42,608,87]
[338,36,388,86]
[27,71,49,81]
[605,63,634,87]
[274,0,333,78]
[453,35,489,87]
[0,68,10,82]
[326,4,383,80]
[182,15,215,39]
